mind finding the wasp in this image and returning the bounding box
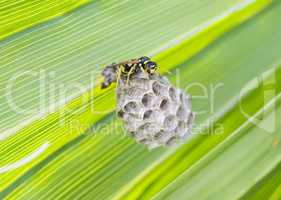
[101,56,158,89]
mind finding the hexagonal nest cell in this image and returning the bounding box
[116,72,194,149]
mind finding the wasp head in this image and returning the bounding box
[144,61,158,73]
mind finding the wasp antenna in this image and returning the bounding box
[166,70,172,75]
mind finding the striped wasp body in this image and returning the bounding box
[101,56,158,89]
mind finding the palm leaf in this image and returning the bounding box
[1,0,281,199]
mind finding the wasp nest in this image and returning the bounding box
[115,72,194,149]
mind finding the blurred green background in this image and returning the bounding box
[1,0,281,199]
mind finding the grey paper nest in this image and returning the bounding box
[116,72,194,149]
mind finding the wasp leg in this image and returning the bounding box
[140,66,146,73]
[126,65,136,85]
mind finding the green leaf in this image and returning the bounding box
[0,0,90,40]
[1,0,281,199]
